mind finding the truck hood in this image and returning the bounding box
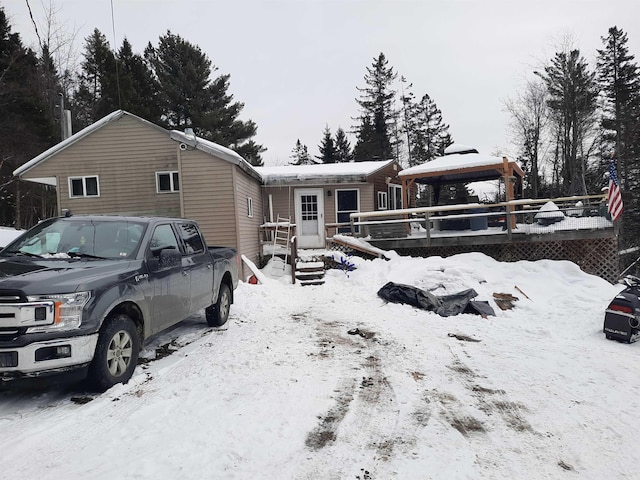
[0,257,140,295]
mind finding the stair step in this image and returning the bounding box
[296,272,325,280]
[299,279,325,286]
[296,261,324,269]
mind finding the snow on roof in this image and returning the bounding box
[170,130,244,166]
[444,143,479,155]
[256,160,395,185]
[399,145,517,178]
[13,110,165,177]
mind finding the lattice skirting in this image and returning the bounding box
[330,237,620,283]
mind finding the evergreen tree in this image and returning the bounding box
[352,52,397,161]
[408,93,453,166]
[540,49,599,195]
[115,38,162,123]
[71,29,116,128]
[317,125,337,163]
[597,26,640,252]
[334,127,352,163]
[290,139,314,165]
[0,7,57,228]
[146,31,265,165]
[597,26,640,190]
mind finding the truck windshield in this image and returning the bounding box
[1,218,146,260]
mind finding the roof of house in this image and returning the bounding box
[169,130,261,182]
[13,110,167,177]
[14,110,261,183]
[256,160,396,186]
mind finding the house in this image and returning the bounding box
[255,160,405,249]
[13,110,263,279]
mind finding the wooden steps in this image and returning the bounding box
[295,258,325,286]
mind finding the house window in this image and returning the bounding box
[69,176,99,198]
[378,191,388,210]
[247,197,254,218]
[156,171,180,193]
[388,184,403,210]
[336,189,360,234]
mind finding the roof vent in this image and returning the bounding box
[184,127,195,138]
[444,143,479,155]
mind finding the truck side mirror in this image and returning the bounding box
[159,247,181,268]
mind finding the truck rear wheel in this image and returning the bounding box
[88,314,140,391]
[206,283,231,327]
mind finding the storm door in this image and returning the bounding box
[294,189,325,248]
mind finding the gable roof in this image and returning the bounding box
[256,160,396,186]
[13,110,167,177]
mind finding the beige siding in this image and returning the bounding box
[234,169,263,279]
[263,183,373,226]
[179,149,238,250]
[22,115,181,216]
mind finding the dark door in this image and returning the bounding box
[176,222,214,313]
[147,223,190,333]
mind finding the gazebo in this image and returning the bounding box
[399,144,525,225]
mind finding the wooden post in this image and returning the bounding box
[503,157,516,229]
[425,211,431,245]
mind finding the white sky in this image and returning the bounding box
[4,1,640,165]
[1,222,637,477]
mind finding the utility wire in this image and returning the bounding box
[24,0,43,50]
[110,0,122,109]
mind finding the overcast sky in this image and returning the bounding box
[4,1,640,165]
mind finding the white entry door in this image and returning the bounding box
[295,188,325,248]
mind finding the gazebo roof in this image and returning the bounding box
[399,145,524,185]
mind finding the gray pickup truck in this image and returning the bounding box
[0,215,238,390]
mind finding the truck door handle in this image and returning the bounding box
[182,271,189,276]
[207,263,213,269]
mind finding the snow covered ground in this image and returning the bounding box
[0,225,638,479]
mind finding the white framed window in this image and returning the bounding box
[156,171,180,193]
[377,191,388,210]
[336,188,360,234]
[388,184,403,210]
[69,176,100,198]
[247,197,254,218]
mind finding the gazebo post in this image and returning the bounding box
[503,156,516,229]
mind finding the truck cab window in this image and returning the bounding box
[149,224,180,256]
[178,223,205,254]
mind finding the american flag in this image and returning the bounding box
[608,159,623,221]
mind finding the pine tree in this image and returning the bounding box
[408,93,453,166]
[71,29,116,128]
[146,31,265,165]
[352,52,397,161]
[334,127,352,162]
[597,26,640,190]
[115,38,162,123]
[597,26,640,252]
[290,139,314,165]
[540,49,598,195]
[0,7,57,228]
[317,125,337,163]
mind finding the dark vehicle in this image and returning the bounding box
[604,275,640,344]
[0,215,238,390]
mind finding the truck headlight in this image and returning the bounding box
[25,292,91,333]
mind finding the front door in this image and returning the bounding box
[295,188,325,248]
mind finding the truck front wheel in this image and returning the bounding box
[88,314,140,391]
[206,283,231,327]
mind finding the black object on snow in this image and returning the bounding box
[377,282,495,317]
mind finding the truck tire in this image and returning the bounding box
[88,314,140,391]
[206,283,231,327]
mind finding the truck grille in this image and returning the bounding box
[0,290,37,343]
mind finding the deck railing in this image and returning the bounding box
[348,194,613,243]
